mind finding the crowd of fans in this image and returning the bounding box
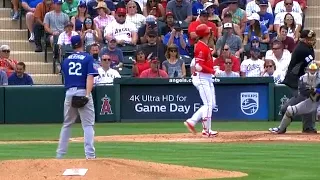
[4,0,309,84]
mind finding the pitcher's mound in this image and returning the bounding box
[0,158,247,180]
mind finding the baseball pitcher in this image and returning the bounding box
[56,35,97,159]
[270,62,319,133]
[184,24,218,137]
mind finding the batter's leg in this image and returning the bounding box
[278,99,318,132]
[206,84,217,134]
[78,95,96,159]
[56,97,79,158]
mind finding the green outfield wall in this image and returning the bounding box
[0,78,299,124]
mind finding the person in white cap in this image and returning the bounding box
[195,2,221,27]
[243,12,270,46]
[0,45,18,78]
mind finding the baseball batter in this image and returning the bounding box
[56,35,97,159]
[184,24,218,137]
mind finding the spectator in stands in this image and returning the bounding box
[274,0,302,15]
[192,0,205,19]
[265,39,291,81]
[215,57,240,77]
[274,25,295,52]
[22,0,42,42]
[62,0,79,17]
[71,1,89,34]
[132,49,150,77]
[213,44,240,73]
[8,62,34,85]
[0,45,18,78]
[139,58,169,78]
[283,13,300,42]
[221,0,247,33]
[263,59,282,83]
[217,11,241,38]
[274,0,307,12]
[44,0,69,48]
[0,70,8,86]
[138,30,167,63]
[162,44,186,77]
[216,23,243,57]
[143,0,165,20]
[188,10,218,45]
[100,37,124,69]
[11,0,20,20]
[126,0,146,30]
[57,21,79,49]
[34,0,54,52]
[274,0,302,33]
[138,15,160,44]
[163,21,190,56]
[245,0,273,17]
[87,0,115,18]
[195,2,222,26]
[243,13,270,46]
[117,0,144,14]
[93,2,115,31]
[240,47,264,77]
[105,7,138,46]
[160,12,175,40]
[81,17,102,51]
[89,43,101,68]
[94,54,121,84]
[166,0,192,23]
[258,0,274,32]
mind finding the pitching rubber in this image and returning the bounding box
[184,121,197,135]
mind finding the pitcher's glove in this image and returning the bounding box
[71,96,89,108]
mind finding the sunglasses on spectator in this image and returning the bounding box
[285,18,293,21]
[225,62,232,65]
[265,65,273,68]
[252,40,259,43]
[170,49,177,52]
[118,15,126,18]
[85,20,92,24]
[223,48,229,51]
[102,58,111,61]
[2,50,10,53]
[285,3,293,5]
[272,47,281,50]
[128,6,136,8]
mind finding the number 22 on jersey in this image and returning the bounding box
[68,62,82,76]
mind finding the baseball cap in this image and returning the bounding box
[203,2,214,10]
[151,58,159,63]
[71,35,82,47]
[116,7,126,15]
[146,15,156,23]
[300,29,316,38]
[109,37,117,42]
[147,30,158,37]
[223,23,232,29]
[247,13,260,21]
[0,45,10,51]
[53,0,63,4]
[199,9,209,16]
[78,1,87,7]
[224,11,232,18]
[166,11,174,17]
[259,0,268,5]
[250,36,259,42]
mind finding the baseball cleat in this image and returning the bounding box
[302,129,317,134]
[268,127,286,134]
[184,120,196,134]
[86,156,96,160]
[202,130,218,137]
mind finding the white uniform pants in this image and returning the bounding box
[189,76,216,131]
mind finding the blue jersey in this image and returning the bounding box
[62,52,97,89]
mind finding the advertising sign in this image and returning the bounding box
[120,84,269,121]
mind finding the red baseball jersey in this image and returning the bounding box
[194,41,214,74]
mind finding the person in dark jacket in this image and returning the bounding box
[270,30,317,134]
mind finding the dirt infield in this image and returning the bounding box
[0,158,247,180]
[0,131,319,180]
[69,131,320,143]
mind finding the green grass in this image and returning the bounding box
[0,122,319,180]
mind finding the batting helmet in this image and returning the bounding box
[196,24,211,38]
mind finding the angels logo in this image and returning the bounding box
[278,95,289,115]
[100,95,113,115]
[240,92,259,115]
